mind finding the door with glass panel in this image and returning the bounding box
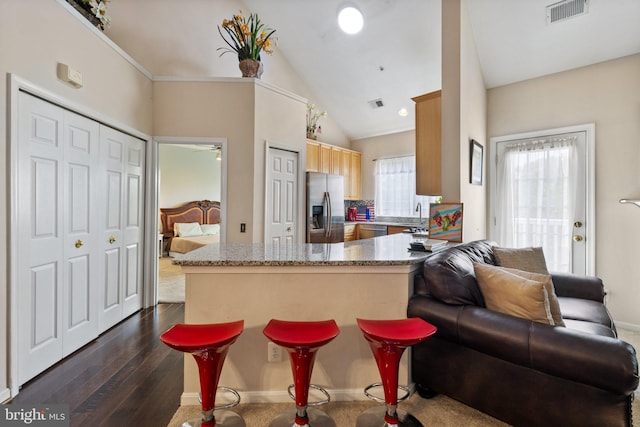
[491,126,594,275]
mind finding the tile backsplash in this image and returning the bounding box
[345,200,375,221]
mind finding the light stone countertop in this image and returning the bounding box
[173,233,440,267]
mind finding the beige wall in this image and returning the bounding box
[488,53,640,327]
[441,0,488,242]
[159,145,222,213]
[351,130,416,200]
[0,0,153,398]
[153,80,307,243]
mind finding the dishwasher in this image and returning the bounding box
[358,224,387,239]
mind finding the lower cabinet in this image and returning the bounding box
[344,224,357,242]
[387,226,408,235]
[16,92,145,386]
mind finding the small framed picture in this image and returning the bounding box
[470,139,483,185]
[428,203,463,242]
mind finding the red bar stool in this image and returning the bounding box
[160,321,245,427]
[356,318,437,427]
[263,319,340,427]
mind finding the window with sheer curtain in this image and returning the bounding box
[495,137,578,272]
[374,156,439,218]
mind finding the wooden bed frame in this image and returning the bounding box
[160,200,221,242]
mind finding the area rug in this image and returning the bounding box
[158,256,185,303]
[168,328,640,426]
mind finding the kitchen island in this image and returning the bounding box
[173,233,437,404]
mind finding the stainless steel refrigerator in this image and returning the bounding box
[306,172,345,243]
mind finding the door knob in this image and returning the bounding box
[573,235,584,242]
[75,240,83,248]
[109,236,116,244]
[286,227,292,232]
[574,221,583,228]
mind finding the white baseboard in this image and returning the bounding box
[180,388,368,406]
[615,321,640,332]
[1,387,11,403]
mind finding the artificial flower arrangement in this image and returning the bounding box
[218,10,276,61]
[70,0,111,30]
[306,103,327,139]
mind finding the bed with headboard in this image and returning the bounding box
[160,200,221,256]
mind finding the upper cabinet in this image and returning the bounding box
[306,139,361,200]
[412,90,441,196]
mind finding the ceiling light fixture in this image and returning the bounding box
[338,6,363,34]
[398,108,408,117]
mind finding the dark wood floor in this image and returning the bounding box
[9,303,185,427]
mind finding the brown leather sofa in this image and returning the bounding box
[407,240,638,427]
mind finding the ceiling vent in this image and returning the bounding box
[368,98,384,109]
[546,0,589,25]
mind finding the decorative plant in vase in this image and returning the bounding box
[306,103,327,140]
[218,10,276,78]
[67,0,111,30]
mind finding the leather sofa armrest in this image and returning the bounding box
[551,272,605,302]
[408,295,639,395]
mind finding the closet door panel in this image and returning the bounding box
[17,92,64,384]
[62,111,99,356]
[122,137,144,316]
[99,126,126,332]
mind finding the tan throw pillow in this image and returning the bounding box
[499,266,565,327]
[473,263,554,325]
[493,246,549,275]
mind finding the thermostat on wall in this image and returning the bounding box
[57,63,83,88]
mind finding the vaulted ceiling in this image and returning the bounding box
[104,0,640,140]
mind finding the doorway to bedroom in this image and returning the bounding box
[157,139,225,303]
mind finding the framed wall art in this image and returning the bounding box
[470,139,483,185]
[428,202,463,242]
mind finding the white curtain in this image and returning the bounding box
[496,137,578,272]
[375,156,436,217]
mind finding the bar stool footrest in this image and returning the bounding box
[197,386,242,410]
[363,382,411,404]
[287,383,331,407]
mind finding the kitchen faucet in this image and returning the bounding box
[416,202,422,225]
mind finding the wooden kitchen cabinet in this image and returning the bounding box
[387,225,408,235]
[344,224,357,242]
[306,140,320,172]
[306,140,362,200]
[412,90,442,195]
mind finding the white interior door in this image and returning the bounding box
[17,92,65,384]
[61,110,99,356]
[122,135,144,317]
[266,147,298,246]
[491,125,594,275]
[99,126,125,331]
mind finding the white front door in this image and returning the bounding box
[266,147,298,246]
[491,125,594,275]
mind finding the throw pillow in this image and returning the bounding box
[493,246,549,275]
[473,263,554,325]
[499,266,565,327]
[200,224,220,235]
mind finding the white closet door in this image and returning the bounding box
[98,126,125,332]
[122,135,144,316]
[17,93,65,384]
[61,110,99,356]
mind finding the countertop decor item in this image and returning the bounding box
[66,0,111,30]
[218,10,276,78]
[306,103,327,139]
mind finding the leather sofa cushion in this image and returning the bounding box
[423,240,496,306]
[563,319,617,338]
[559,297,615,330]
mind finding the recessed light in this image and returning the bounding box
[398,108,408,117]
[338,6,363,34]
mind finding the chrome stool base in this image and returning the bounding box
[355,406,423,427]
[181,409,245,427]
[269,408,336,427]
